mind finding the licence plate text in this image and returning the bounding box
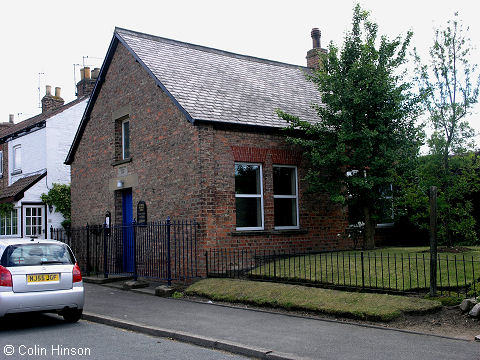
[27,274,60,283]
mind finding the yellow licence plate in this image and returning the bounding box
[27,274,60,283]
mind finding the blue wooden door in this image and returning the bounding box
[122,189,134,272]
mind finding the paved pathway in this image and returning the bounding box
[83,283,480,360]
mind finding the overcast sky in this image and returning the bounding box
[2,0,479,144]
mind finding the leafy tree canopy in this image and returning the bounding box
[278,4,422,248]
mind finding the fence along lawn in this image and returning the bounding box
[248,247,480,294]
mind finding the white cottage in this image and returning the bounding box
[0,68,96,238]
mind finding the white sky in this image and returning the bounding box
[2,0,480,144]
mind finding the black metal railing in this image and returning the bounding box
[51,218,199,284]
[205,248,480,296]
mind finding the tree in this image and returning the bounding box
[41,183,71,230]
[397,153,480,245]
[407,13,480,246]
[278,4,422,248]
[415,12,479,166]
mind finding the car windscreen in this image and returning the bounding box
[1,243,75,267]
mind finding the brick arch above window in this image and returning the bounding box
[231,146,301,165]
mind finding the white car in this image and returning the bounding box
[0,238,84,322]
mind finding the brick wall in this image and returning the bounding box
[71,43,201,228]
[0,143,8,189]
[196,123,351,254]
[71,41,352,261]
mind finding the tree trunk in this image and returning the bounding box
[362,206,376,250]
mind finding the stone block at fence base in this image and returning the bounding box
[155,285,175,297]
[468,303,480,317]
[123,280,149,290]
[460,299,477,313]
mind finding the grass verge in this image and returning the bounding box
[185,278,442,322]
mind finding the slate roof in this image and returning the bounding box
[115,28,321,128]
[0,172,46,203]
[66,28,323,164]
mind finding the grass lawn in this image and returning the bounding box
[186,278,442,321]
[249,247,480,292]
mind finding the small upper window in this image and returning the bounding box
[13,145,21,172]
[273,166,299,229]
[122,119,130,160]
[0,150,3,175]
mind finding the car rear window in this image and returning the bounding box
[1,243,75,267]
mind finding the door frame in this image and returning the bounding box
[21,202,46,238]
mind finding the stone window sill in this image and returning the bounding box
[111,158,132,166]
[11,170,22,176]
[231,229,308,236]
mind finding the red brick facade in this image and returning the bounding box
[70,42,353,255]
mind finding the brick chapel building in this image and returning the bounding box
[66,27,353,253]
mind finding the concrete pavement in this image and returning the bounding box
[82,282,480,360]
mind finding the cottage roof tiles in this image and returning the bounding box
[0,96,88,141]
[115,28,321,128]
[0,172,46,203]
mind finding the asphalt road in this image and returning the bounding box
[0,313,249,360]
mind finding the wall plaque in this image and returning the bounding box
[137,201,147,226]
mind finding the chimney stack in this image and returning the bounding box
[76,66,97,98]
[306,27,327,70]
[0,114,15,130]
[41,84,64,113]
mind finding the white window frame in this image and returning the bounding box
[0,208,19,237]
[0,150,3,176]
[273,165,299,230]
[122,119,130,160]
[23,205,45,238]
[235,162,264,231]
[13,145,21,172]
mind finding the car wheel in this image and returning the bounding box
[62,308,83,323]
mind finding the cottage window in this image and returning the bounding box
[273,166,299,229]
[0,151,3,176]
[235,163,264,230]
[0,209,18,236]
[122,119,130,160]
[13,145,21,172]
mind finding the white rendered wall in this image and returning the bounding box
[9,128,47,185]
[7,98,88,234]
[46,99,88,186]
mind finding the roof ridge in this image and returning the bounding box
[115,27,309,70]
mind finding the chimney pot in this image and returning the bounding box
[45,85,52,96]
[80,68,85,80]
[311,28,321,49]
[84,67,91,79]
[9,114,14,123]
[55,87,61,98]
[91,68,100,79]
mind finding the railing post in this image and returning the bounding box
[103,223,109,279]
[133,219,138,281]
[167,217,172,286]
[429,186,438,296]
[273,250,277,280]
[50,225,53,240]
[86,223,91,276]
[205,251,209,277]
[361,251,365,289]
